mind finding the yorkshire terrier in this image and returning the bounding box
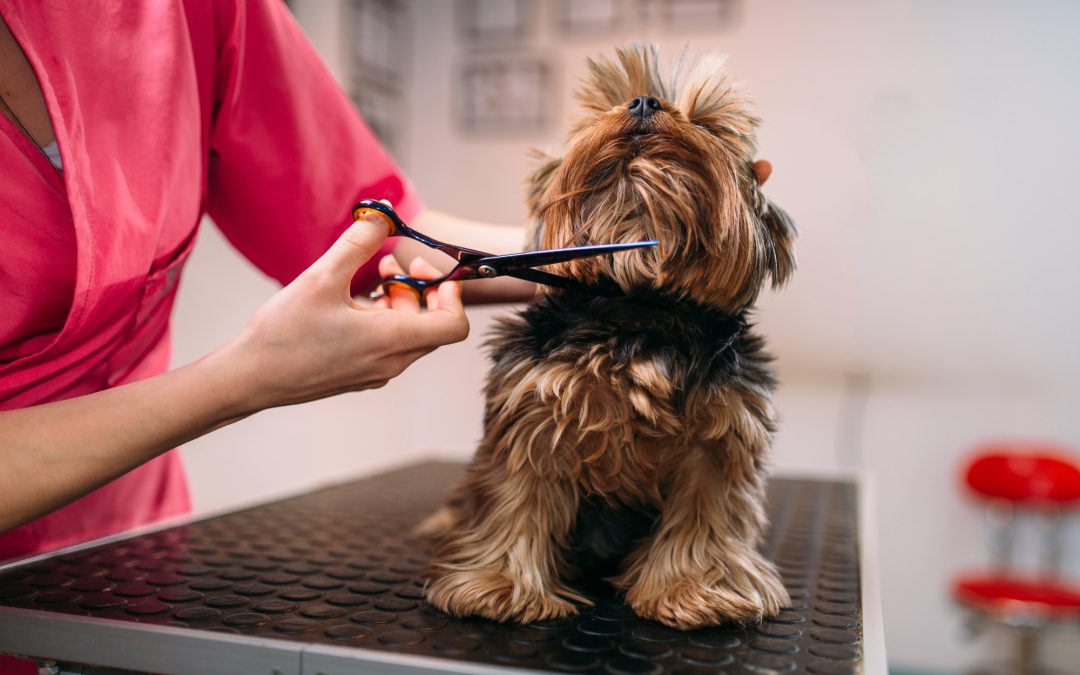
[417,45,796,630]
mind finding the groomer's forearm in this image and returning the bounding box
[395,208,537,304]
[413,208,527,255]
[459,275,537,304]
[0,347,254,533]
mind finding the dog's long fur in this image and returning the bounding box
[417,45,797,630]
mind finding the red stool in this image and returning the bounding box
[953,445,1080,675]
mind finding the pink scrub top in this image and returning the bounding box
[0,0,420,562]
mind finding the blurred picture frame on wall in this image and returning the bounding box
[550,0,739,39]
[348,0,405,88]
[350,87,400,154]
[458,0,536,45]
[346,0,408,155]
[457,57,551,135]
[644,0,737,27]
[554,0,635,36]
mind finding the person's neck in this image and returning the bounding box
[0,16,56,150]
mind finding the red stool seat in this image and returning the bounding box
[965,450,1080,506]
[954,573,1080,620]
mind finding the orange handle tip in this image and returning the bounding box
[353,207,398,236]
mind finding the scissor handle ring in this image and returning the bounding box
[353,199,403,236]
[369,274,429,301]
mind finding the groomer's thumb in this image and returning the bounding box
[311,212,390,282]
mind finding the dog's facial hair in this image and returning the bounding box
[528,46,796,313]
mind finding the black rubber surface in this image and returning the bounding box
[0,462,863,673]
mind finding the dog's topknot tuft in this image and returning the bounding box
[529,44,796,312]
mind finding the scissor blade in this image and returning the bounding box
[507,267,588,289]
[481,240,658,271]
[506,267,625,296]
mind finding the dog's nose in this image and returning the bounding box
[627,96,661,119]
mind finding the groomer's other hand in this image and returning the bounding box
[219,211,468,412]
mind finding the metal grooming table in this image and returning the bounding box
[0,461,886,674]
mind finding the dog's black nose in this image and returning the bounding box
[628,96,660,119]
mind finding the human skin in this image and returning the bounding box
[0,215,469,533]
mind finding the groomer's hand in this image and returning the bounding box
[219,212,469,411]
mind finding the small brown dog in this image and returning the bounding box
[418,45,796,630]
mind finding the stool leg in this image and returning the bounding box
[1017,626,1038,675]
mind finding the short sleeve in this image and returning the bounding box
[205,0,422,292]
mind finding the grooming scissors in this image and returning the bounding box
[352,199,658,299]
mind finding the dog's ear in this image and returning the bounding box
[525,150,563,249]
[577,44,665,114]
[759,198,797,288]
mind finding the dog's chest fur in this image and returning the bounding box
[484,290,777,504]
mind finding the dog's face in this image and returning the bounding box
[529,46,796,312]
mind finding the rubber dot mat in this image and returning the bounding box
[0,462,863,673]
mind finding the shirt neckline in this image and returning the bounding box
[0,5,83,375]
[0,109,64,192]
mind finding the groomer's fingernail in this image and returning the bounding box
[357,210,393,236]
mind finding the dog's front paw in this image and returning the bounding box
[426,568,581,624]
[626,554,788,629]
[627,578,768,629]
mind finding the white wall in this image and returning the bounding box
[171,1,1080,672]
